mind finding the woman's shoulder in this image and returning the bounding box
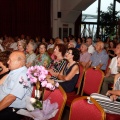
[115,73,120,79]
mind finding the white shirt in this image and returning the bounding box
[109,56,118,74]
[88,45,95,54]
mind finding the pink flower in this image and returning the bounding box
[19,77,29,88]
[30,77,37,83]
[46,83,55,90]
[27,65,48,83]
[27,65,59,90]
[55,82,59,87]
[41,81,47,87]
[23,81,28,87]
[19,77,24,83]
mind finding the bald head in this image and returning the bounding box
[7,51,26,70]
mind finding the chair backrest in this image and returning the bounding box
[43,85,67,120]
[104,58,111,74]
[75,64,85,95]
[69,96,106,120]
[81,68,104,96]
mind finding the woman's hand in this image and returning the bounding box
[106,90,111,96]
[110,95,118,101]
[48,69,58,77]
[46,78,54,85]
[46,75,51,79]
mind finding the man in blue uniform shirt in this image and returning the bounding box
[0,51,32,120]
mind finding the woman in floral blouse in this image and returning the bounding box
[33,43,51,68]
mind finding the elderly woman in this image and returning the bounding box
[33,43,51,68]
[0,51,11,84]
[17,40,26,52]
[47,44,67,79]
[47,48,80,92]
[26,41,36,68]
[68,40,77,48]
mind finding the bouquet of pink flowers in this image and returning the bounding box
[27,65,59,91]
[17,66,59,119]
[26,65,59,109]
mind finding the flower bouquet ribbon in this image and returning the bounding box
[17,97,59,120]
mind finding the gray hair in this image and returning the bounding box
[69,40,77,48]
[28,41,37,51]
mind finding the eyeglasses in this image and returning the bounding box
[66,51,72,55]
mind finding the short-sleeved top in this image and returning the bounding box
[109,56,118,74]
[0,66,32,108]
[33,52,51,68]
[59,63,79,92]
[26,53,36,65]
[80,52,91,63]
[90,50,109,70]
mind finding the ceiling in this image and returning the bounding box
[60,0,96,23]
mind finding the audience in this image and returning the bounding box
[0,51,32,120]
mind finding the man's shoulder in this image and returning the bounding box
[10,66,27,75]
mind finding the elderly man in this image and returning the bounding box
[80,43,91,67]
[87,41,109,71]
[0,51,32,120]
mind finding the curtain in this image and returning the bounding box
[0,0,51,38]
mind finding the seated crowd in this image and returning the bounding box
[0,34,120,119]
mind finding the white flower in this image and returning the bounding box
[30,98,36,104]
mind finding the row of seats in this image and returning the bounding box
[66,65,104,107]
[43,86,120,120]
